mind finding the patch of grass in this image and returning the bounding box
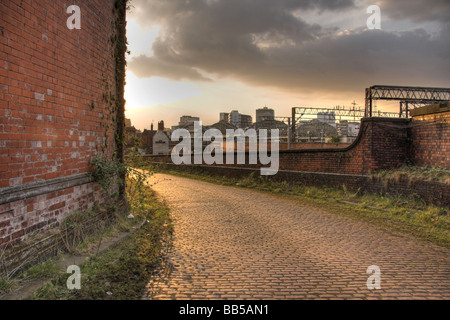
[72,208,139,255]
[152,166,450,248]
[23,259,61,280]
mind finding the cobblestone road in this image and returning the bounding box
[145,174,450,300]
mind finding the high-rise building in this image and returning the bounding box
[240,114,253,128]
[256,107,275,122]
[230,110,253,129]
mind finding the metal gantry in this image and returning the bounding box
[365,85,450,117]
[291,105,400,142]
[287,85,450,143]
[292,106,399,122]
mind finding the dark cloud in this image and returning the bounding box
[127,0,450,93]
[375,0,450,23]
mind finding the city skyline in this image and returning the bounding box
[124,0,450,131]
[126,106,361,135]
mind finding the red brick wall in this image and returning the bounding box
[409,111,450,169]
[0,0,119,187]
[278,118,410,174]
[0,1,124,248]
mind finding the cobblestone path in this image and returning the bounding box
[145,174,450,300]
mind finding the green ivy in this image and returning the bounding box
[90,154,127,198]
[92,0,129,197]
[91,144,155,215]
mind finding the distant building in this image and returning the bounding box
[249,119,288,138]
[241,115,253,128]
[295,119,338,142]
[256,107,275,122]
[336,120,349,136]
[172,115,201,131]
[230,110,253,129]
[152,121,170,155]
[220,113,230,123]
[179,115,200,127]
[208,120,237,135]
[336,120,360,137]
[141,122,156,154]
[230,111,240,127]
[317,112,336,127]
[348,122,360,137]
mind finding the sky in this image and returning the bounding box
[123,0,450,130]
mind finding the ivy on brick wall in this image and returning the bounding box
[113,0,128,163]
[92,0,129,198]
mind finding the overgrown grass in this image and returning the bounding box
[372,165,450,185]
[0,204,140,297]
[30,182,172,300]
[151,165,450,248]
[23,259,61,280]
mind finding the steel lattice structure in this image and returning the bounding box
[365,85,450,117]
[292,106,399,121]
[288,85,450,143]
[290,106,399,143]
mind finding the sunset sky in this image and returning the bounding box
[124,0,450,130]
